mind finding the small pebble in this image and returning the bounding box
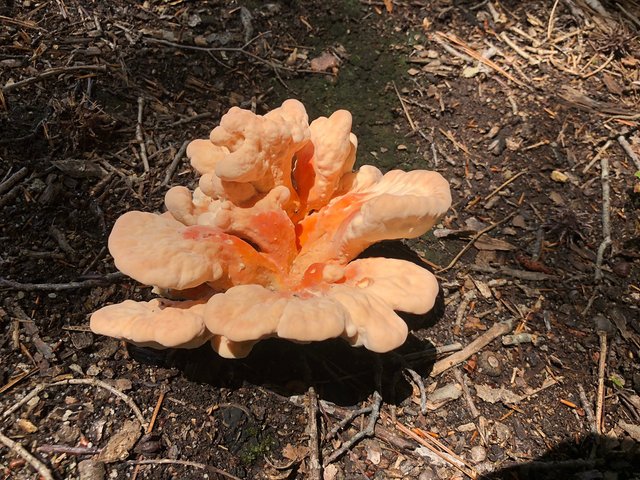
[470,445,487,463]
[78,460,106,480]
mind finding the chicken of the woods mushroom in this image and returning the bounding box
[91,99,452,358]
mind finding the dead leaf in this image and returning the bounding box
[96,419,142,463]
[602,73,623,95]
[282,443,309,461]
[619,421,640,442]
[310,52,340,72]
[474,235,517,251]
[383,0,393,12]
[475,384,524,404]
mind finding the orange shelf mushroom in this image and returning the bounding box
[90,100,451,358]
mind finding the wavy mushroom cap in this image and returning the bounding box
[90,299,210,349]
[91,99,451,358]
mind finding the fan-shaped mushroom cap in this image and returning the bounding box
[291,166,451,278]
[202,257,438,353]
[90,299,210,349]
[108,211,283,291]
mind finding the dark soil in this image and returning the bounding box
[1,1,640,479]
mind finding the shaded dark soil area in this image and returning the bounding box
[1,0,640,479]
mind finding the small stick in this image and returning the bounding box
[430,320,514,377]
[455,290,476,327]
[325,405,373,441]
[131,388,167,480]
[169,112,213,127]
[0,432,54,480]
[618,135,640,170]
[582,139,611,174]
[437,212,516,273]
[0,167,28,195]
[467,264,558,281]
[1,378,146,428]
[2,65,108,93]
[306,387,322,480]
[499,32,536,63]
[0,368,37,395]
[483,170,528,203]
[323,391,382,466]
[392,81,417,131]
[430,34,475,63]
[547,0,561,39]
[402,342,463,362]
[392,419,478,479]
[136,97,150,172]
[595,332,607,434]
[162,140,190,186]
[0,272,125,291]
[454,369,480,419]
[595,155,611,281]
[37,444,100,455]
[577,384,597,435]
[125,459,242,480]
[404,369,427,415]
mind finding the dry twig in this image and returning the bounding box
[306,387,322,480]
[577,384,598,435]
[2,65,108,93]
[162,140,190,186]
[0,431,54,480]
[0,272,125,291]
[431,320,514,377]
[595,331,608,434]
[404,369,427,415]
[618,135,640,171]
[136,97,150,172]
[437,212,516,273]
[1,378,146,428]
[323,392,382,466]
[595,155,611,281]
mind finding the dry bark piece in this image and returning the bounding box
[95,419,142,463]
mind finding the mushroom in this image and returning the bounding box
[90,100,451,358]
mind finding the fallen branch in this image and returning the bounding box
[2,65,108,93]
[0,272,125,291]
[430,320,514,377]
[0,431,54,480]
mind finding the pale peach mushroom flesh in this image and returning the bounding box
[90,100,451,358]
